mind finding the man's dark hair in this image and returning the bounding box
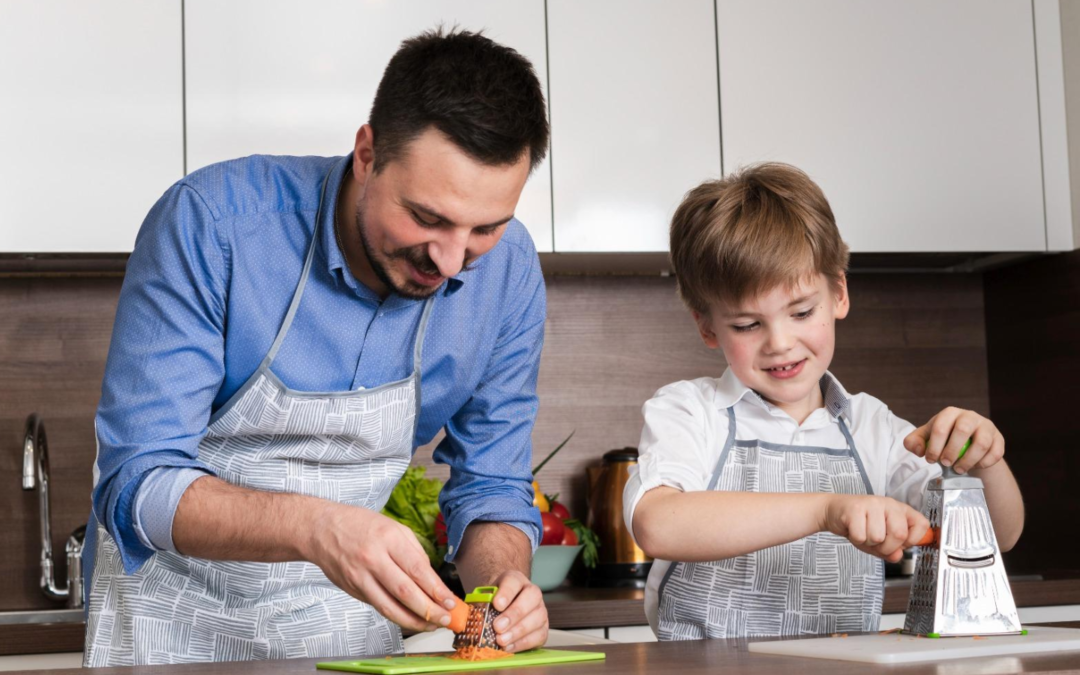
[369,27,549,173]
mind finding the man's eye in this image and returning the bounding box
[732,323,758,333]
[411,211,439,227]
[475,226,501,237]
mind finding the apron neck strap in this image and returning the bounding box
[261,168,333,369]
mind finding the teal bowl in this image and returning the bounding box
[530,545,583,591]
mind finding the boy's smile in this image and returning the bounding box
[694,273,849,424]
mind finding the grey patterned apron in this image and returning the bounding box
[656,406,884,640]
[85,171,432,666]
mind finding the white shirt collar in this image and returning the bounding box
[712,368,853,424]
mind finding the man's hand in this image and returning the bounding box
[305,501,458,633]
[904,407,1005,475]
[488,570,548,653]
[821,494,930,563]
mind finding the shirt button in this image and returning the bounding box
[448,545,454,555]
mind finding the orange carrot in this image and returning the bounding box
[447,596,470,634]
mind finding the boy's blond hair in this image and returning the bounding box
[669,163,850,316]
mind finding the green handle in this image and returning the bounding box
[465,586,498,603]
[956,438,971,460]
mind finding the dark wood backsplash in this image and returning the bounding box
[0,271,989,610]
[985,250,1080,576]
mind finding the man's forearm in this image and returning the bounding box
[453,522,531,592]
[172,475,328,562]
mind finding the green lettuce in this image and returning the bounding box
[381,466,444,567]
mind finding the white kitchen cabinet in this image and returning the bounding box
[546,0,722,252]
[716,0,1047,253]
[184,0,554,252]
[0,0,184,253]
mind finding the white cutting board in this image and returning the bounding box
[748,626,1080,664]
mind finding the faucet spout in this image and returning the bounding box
[21,414,83,607]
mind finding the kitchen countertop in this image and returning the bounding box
[12,622,1080,675]
[6,578,1080,658]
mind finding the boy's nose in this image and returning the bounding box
[764,329,795,354]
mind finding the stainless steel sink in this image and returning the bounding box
[0,609,84,625]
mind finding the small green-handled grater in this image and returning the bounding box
[452,586,502,651]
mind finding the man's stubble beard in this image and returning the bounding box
[353,203,441,301]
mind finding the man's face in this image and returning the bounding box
[351,126,531,300]
[695,273,850,421]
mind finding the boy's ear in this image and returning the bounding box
[692,310,721,349]
[834,273,851,320]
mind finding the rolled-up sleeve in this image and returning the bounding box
[623,380,724,544]
[92,183,228,573]
[434,248,546,562]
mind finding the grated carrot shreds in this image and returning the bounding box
[449,647,512,662]
[879,628,902,635]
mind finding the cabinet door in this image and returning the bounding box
[717,0,1046,252]
[185,0,553,251]
[0,1,183,253]
[547,0,722,252]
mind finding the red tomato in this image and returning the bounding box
[560,526,579,546]
[434,512,448,546]
[540,511,566,545]
[549,501,571,521]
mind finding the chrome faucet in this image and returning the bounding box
[22,413,85,608]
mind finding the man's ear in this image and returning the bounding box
[692,310,720,349]
[352,124,377,197]
[834,273,850,320]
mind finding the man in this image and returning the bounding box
[85,29,550,666]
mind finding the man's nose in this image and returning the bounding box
[427,229,471,279]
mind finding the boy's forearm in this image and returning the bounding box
[633,487,831,562]
[970,460,1024,551]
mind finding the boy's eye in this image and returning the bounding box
[794,307,816,320]
[732,322,759,333]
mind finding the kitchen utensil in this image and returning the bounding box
[748,625,1080,664]
[317,648,606,674]
[585,447,651,588]
[903,440,1022,637]
[452,587,501,651]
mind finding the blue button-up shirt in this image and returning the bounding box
[88,154,545,578]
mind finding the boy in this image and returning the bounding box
[624,163,1024,639]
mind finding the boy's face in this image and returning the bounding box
[695,273,849,421]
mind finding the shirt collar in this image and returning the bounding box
[321,155,466,301]
[712,367,853,423]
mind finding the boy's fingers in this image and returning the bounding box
[865,512,886,547]
[977,432,1006,469]
[955,425,993,474]
[941,412,978,467]
[926,408,961,463]
[904,424,931,457]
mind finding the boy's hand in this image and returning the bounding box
[821,495,929,563]
[904,407,1006,474]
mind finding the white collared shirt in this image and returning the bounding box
[623,368,941,632]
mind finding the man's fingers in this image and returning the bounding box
[381,551,451,629]
[391,543,457,614]
[361,577,439,633]
[503,621,549,653]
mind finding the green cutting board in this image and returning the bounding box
[316,648,605,674]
